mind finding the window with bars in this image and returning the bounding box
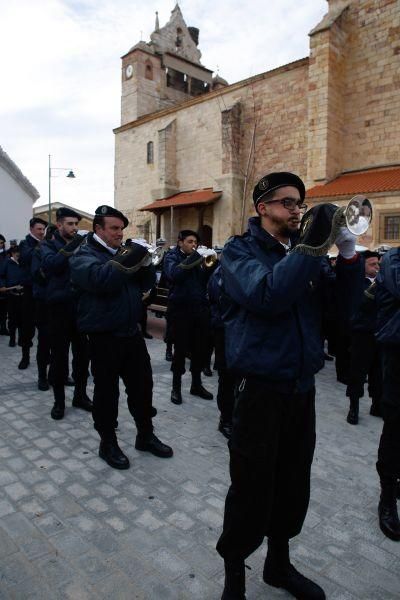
[384,215,400,240]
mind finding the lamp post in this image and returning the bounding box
[48,154,76,223]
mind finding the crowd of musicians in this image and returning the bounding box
[0,171,399,600]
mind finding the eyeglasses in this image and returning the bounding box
[266,198,308,212]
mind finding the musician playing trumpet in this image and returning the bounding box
[163,229,215,405]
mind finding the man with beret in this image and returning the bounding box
[374,247,400,541]
[163,229,213,405]
[41,207,92,419]
[18,217,47,370]
[70,205,173,469]
[345,250,382,425]
[216,172,363,600]
[0,244,23,347]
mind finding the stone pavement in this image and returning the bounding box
[0,321,399,600]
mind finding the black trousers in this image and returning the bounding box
[216,379,316,562]
[19,286,36,349]
[88,331,153,438]
[335,332,351,385]
[168,306,210,376]
[346,331,382,402]
[7,294,23,342]
[377,345,400,481]
[34,300,51,377]
[0,297,7,330]
[214,328,235,424]
[48,303,89,390]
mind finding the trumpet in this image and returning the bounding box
[125,238,166,266]
[196,245,218,267]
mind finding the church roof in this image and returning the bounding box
[140,188,222,211]
[0,146,39,201]
[307,166,400,198]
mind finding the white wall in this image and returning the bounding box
[0,166,35,243]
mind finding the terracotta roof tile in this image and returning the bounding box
[307,167,400,199]
[140,188,222,211]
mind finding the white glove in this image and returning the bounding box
[334,227,357,259]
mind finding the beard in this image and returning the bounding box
[269,214,300,238]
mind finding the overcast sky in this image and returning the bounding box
[0,0,327,216]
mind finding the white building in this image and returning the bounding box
[0,146,39,243]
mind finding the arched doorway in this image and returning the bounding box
[199,224,212,247]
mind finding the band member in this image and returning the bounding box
[0,234,8,335]
[70,205,173,469]
[18,217,47,369]
[216,172,363,600]
[375,247,400,541]
[346,250,382,424]
[163,230,213,405]
[41,208,92,420]
[0,245,23,347]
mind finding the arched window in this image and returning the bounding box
[147,141,154,164]
[145,62,153,80]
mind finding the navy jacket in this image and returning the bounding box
[19,234,40,286]
[375,248,400,345]
[0,257,22,288]
[207,265,224,329]
[41,231,75,305]
[31,245,47,301]
[349,274,378,334]
[163,246,209,311]
[221,217,362,392]
[70,233,155,336]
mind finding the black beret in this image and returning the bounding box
[0,234,5,242]
[362,250,380,260]
[56,207,82,221]
[253,172,306,207]
[95,205,129,228]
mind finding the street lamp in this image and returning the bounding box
[48,154,76,223]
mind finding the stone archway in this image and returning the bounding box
[199,224,212,247]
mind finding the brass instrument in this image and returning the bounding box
[197,245,218,267]
[295,195,373,257]
[126,238,166,266]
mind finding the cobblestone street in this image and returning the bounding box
[0,319,399,599]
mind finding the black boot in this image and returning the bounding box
[378,478,400,541]
[171,374,182,405]
[190,372,213,400]
[99,435,130,470]
[346,396,359,425]
[218,419,232,440]
[370,399,382,417]
[18,347,30,370]
[51,386,65,420]
[203,366,213,377]
[72,383,93,411]
[165,342,173,362]
[37,363,49,391]
[263,538,325,599]
[221,560,246,600]
[9,334,16,348]
[135,432,173,458]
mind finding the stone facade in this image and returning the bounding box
[114,0,400,247]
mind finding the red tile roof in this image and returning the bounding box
[140,188,222,211]
[307,167,400,198]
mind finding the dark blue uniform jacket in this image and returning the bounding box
[19,234,39,286]
[221,217,362,392]
[375,247,400,345]
[70,233,155,336]
[163,246,209,310]
[31,246,47,301]
[41,231,74,305]
[0,258,22,288]
[208,265,224,330]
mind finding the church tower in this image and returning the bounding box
[120,4,214,126]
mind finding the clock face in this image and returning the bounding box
[125,64,133,79]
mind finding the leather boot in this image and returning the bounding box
[135,432,173,458]
[99,434,130,470]
[51,386,65,420]
[370,399,382,417]
[18,347,30,370]
[72,383,93,411]
[171,374,182,404]
[218,419,232,440]
[9,334,16,347]
[263,538,325,599]
[221,560,246,600]
[165,343,173,362]
[346,396,359,425]
[190,372,213,400]
[37,363,49,391]
[378,478,400,541]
